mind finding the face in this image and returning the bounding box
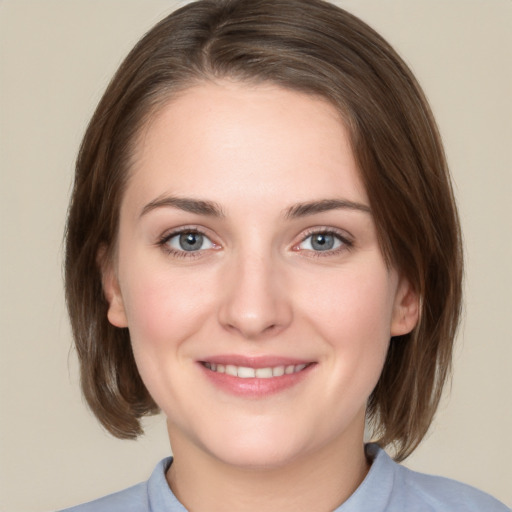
[103,81,418,469]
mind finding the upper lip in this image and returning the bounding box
[199,354,314,368]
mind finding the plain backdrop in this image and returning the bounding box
[0,1,511,511]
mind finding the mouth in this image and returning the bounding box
[201,362,310,378]
[198,357,315,397]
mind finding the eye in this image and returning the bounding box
[165,230,215,252]
[297,231,350,252]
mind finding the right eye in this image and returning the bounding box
[164,231,215,253]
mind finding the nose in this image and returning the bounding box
[217,252,293,340]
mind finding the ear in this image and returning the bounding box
[97,246,128,328]
[390,276,419,336]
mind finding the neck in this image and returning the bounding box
[166,423,370,512]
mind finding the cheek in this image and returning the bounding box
[124,277,174,343]
[303,264,396,340]
[298,264,396,390]
[117,264,212,408]
[119,261,210,348]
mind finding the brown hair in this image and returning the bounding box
[65,0,462,461]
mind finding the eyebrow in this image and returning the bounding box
[284,199,371,218]
[140,196,370,219]
[140,196,225,218]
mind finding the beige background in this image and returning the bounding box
[1,1,511,510]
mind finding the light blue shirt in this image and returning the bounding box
[59,444,509,511]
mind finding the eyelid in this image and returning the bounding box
[167,231,215,251]
[156,225,220,257]
[293,227,354,254]
[158,225,208,242]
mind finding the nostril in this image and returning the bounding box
[217,275,294,339]
[223,319,283,340]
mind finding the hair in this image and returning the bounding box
[65,0,463,461]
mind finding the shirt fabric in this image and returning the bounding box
[59,444,509,511]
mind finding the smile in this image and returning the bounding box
[202,362,309,378]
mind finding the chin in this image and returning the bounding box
[212,442,307,470]
[197,420,318,470]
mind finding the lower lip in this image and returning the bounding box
[199,363,315,398]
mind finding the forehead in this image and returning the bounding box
[125,80,368,215]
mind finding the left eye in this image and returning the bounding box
[166,231,215,252]
[299,232,344,252]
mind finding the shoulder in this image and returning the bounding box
[57,457,179,512]
[57,481,148,512]
[396,464,510,511]
[349,444,510,512]
[363,443,510,512]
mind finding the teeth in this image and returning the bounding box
[225,364,237,377]
[273,366,285,377]
[255,367,273,378]
[204,362,308,378]
[238,366,256,378]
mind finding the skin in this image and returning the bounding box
[102,81,419,511]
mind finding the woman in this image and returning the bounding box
[61,0,508,510]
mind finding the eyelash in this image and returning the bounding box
[156,227,353,259]
[157,227,215,259]
[295,228,353,258]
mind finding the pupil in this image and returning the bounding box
[312,234,334,251]
[179,232,203,251]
